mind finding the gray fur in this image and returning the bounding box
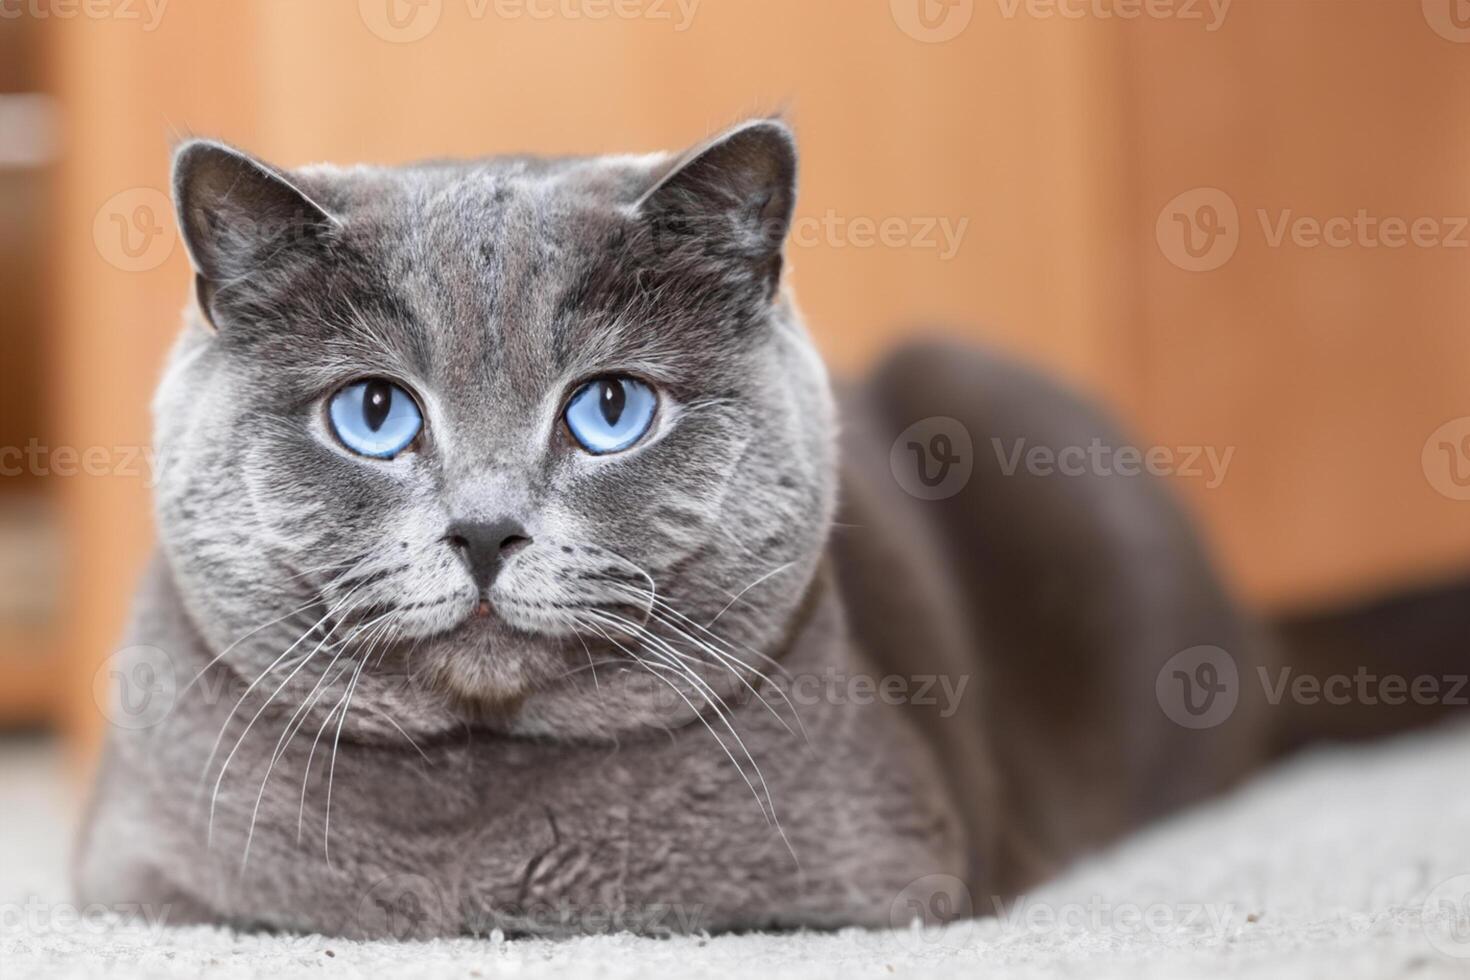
[77,121,968,937]
[77,121,1269,937]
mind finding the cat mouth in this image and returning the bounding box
[404,589,656,652]
[438,596,546,643]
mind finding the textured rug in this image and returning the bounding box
[6,723,1470,979]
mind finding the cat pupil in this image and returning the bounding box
[599,380,626,426]
[363,380,392,432]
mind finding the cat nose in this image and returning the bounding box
[444,518,531,592]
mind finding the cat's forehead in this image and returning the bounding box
[274,153,711,400]
[293,152,672,226]
[300,153,677,315]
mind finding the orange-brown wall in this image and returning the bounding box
[40,0,1470,756]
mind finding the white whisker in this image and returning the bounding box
[240,608,398,871]
[708,562,796,627]
[577,615,769,819]
[195,588,360,831]
[208,587,367,849]
[323,615,397,866]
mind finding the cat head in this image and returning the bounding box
[154,120,837,740]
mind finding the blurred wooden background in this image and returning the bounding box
[7,0,1470,757]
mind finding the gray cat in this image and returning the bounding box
[74,119,1449,938]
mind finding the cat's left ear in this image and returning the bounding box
[172,139,340,331]
[636,118,797,297]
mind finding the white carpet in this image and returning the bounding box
[6,725,1470,979]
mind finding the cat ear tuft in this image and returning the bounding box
[636,119,798,293]
[172,140,338,328]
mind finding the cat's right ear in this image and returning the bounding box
[172,140,339,331]
[634,119,798,299]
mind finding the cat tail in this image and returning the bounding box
[1267,573,1470,755]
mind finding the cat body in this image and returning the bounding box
[79,121,1275,936]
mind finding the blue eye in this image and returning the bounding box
[328,379,423,459]
[564,376,657,454]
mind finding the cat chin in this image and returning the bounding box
[400,613,579,724]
